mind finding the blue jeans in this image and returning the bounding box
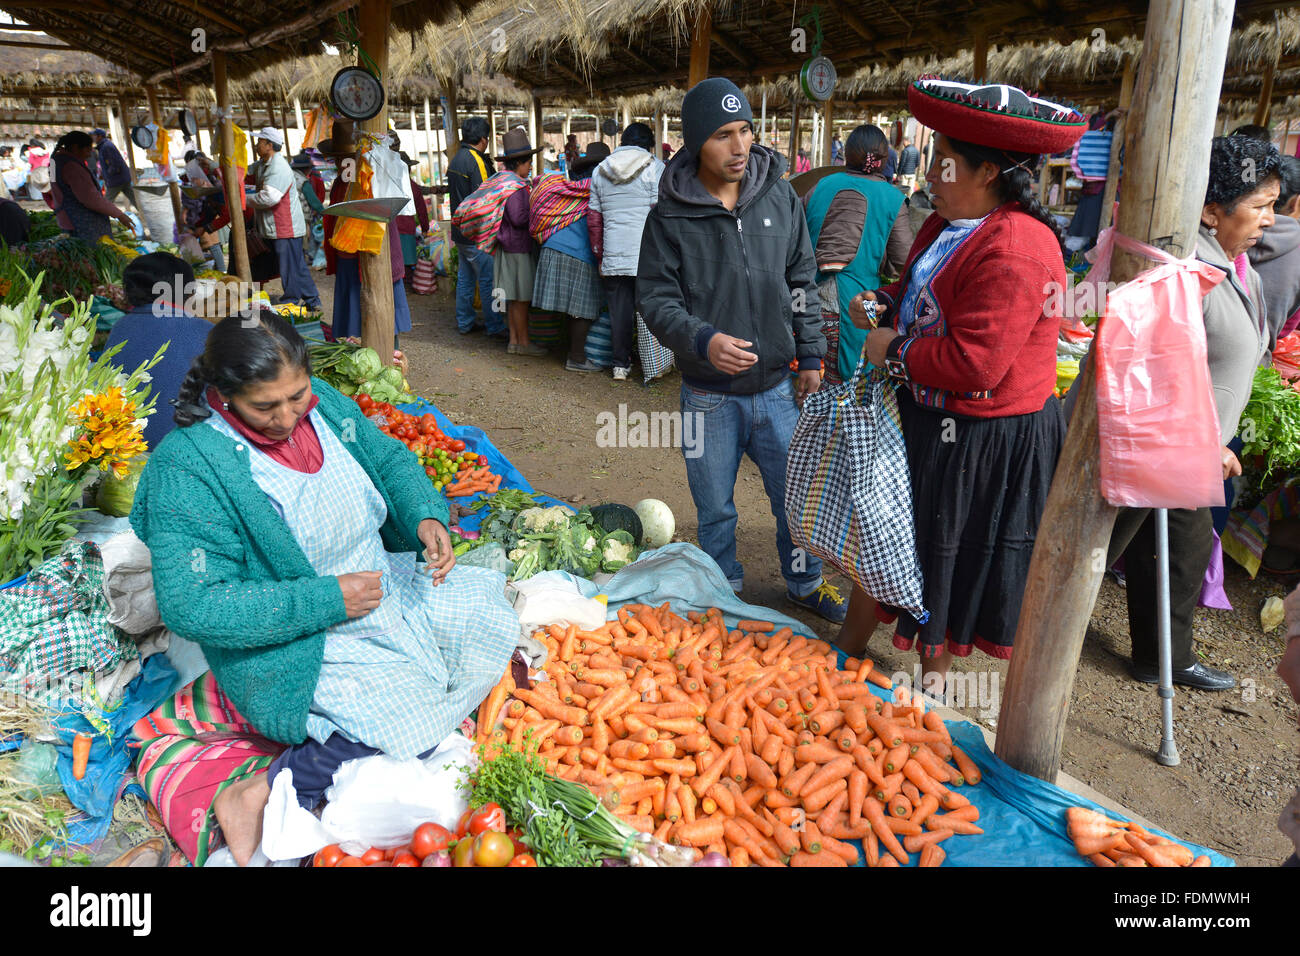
[273,236,321,309]
[681,377,823,597]
[455,242,505,334]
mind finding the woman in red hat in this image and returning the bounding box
[839,76,1086,694]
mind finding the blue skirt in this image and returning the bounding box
[332,257,412,340]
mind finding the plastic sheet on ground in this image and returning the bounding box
[50,653,180,847]
[396,396,569,526]
[580,543,1234,868]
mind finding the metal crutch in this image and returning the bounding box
[1154,508,1180,766]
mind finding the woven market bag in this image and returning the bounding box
[784,358,927,620]
[636,314,675,384]
[410,258,438,294]
[527,309,564,348]
[451,171,524,254]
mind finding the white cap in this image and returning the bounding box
[255,126,284,147]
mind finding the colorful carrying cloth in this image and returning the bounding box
[1070,130,1113,182]
[529,172,590,245]
[134,672,283,866]
[452,170,526,253]
[0,541,138,706]
[1223,476,1300,577]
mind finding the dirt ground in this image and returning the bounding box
[331,269,1298,868]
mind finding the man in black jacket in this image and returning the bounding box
[448,117,506,338]
[637,77,845,623]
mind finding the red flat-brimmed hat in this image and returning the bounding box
[908,75,1086,155]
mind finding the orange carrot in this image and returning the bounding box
[512,688,588,726]
[674,815,726,847]
[863,797,909,865]
[72,733,92,781]
[691,744,735,798]
[903,830,952,854]
[919,843,947,868]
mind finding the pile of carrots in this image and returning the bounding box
[1066,807,1211,867]
[474,603,991,867]
[445,466,502,497]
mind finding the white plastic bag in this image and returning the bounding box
[508,571,609,634]
[258,732,476,862]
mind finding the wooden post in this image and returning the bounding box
[442,76,460,156]
[146,85,184,227]
[620,105,631,131]
[688,6,712,88]
[294,97,305,134]
[1099,55,1137,232]
[243,103,254,130]
[488,103,497,153]
[994,0,1234,781]
[423,96,435,183]
[788,100,801,168]
[654,110,663,159]
[973,25,989,82]
[531,95,544,175]
[1254,62,1275,129]
[357,0,395,363]
[280,101,293,154]
[564,108,571,142]
[822,98,834,167]
[212,51,250,282]
[760,84,768,146]
[117,97,138,183]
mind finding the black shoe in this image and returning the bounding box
[1129,661,1236,691]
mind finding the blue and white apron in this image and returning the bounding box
[204,407,518,758]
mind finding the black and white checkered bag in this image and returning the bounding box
[636,314,675,384]
[784,358,928,620]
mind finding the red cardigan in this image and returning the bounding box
[877,204,1064,418]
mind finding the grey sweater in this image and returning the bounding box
[1197,226,1269,443]
[1247,214,1300,350]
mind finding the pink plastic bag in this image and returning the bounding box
[1086,228,1226,509]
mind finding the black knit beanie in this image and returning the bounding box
[681,78,753,156]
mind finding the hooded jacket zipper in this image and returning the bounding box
[734,212,759,364]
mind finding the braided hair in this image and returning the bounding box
[844,124,889,175]
[172,309,311,428]
[944,135,1065,255]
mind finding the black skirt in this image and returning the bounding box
[890,390,1065,659]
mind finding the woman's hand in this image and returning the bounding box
[337,571,384,618]
[847,291,885,330]
[1222,446,1243,480]
[115,208,134,227]
[866,328,900,367]
[419,518,455,585]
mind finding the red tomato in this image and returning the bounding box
[368,861,392,867]
[452,838,476,867]
[313,844,344,868]
[409,441,427,458]
[469,803,507,836]
[472,831,514,867]
[508,853,537,867]
[336,856,364,867]
[424,466,438,478]
[360,847,385,865]
[455,809,473,839]
[392,851,420,868]
[411,822,453,860]
[420,414,438,431]
[382,846,400,861]
[449,439,466,453]
[508,834,530,856]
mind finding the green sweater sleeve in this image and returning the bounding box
[131,445,349,649]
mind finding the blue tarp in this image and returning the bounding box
[573,542,1235,868]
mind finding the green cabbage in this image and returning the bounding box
[350,347,383,381]
[378,366,405,389]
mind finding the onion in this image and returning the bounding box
[600,857,629,867]
[693,852,730,867]
[460,529,481,540]
[421,850,452,867]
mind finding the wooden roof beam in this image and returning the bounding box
[710,26,752,71]
[0,39,74,50]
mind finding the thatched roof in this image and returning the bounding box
[400,0,1298,102]
[3,0,475,84]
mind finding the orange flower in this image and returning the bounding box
[64,387,146,476]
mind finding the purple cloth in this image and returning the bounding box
[1111,528,1233,611]
[1199,529,1233,610]
[496,184,535,254]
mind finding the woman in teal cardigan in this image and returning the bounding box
[130,312,519,865]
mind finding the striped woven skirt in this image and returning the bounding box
[133,672,284,866]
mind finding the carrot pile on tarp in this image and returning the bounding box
[1066,807,1211,867]
[474,603,993,867]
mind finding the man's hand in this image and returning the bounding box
[419,518,455,585]
[794,369,821,407]
[1222,446,1243,480]
[337,571,384,619]
[866,328,900,368]
[706,333,759,375]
